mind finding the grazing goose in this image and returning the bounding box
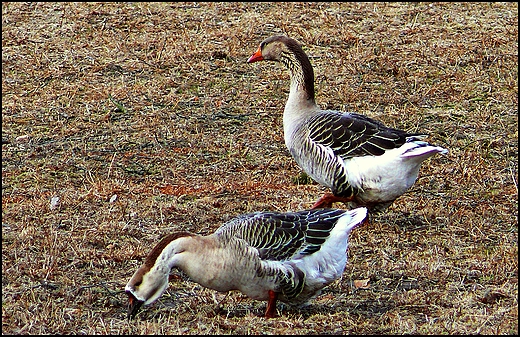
[247,36,448,212]
[125,207,368,319]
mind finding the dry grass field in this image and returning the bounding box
[2,2,518,334]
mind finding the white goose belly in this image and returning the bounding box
[342,147,426,203]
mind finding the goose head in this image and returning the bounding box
[248,35,316,105]
[247,35,308,64]
[248,35,288,62]
[125,232,194,319]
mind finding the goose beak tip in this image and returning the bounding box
[127,293,144,320]
[247,48,263,63]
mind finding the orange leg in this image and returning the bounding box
[264,290,278,318]
[312,193,354,209]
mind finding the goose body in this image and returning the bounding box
[248,36,448,212]
[125,207,368,318]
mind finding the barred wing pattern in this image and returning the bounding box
[215,208,347,261]
[307,111,426,159]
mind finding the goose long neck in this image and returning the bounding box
[280,48,316,106]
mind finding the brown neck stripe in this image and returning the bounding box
[144,232,195,269]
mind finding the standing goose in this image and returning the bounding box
[125,207,368,319]
[247,36,448,211]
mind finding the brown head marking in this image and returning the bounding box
[143,232,195,270]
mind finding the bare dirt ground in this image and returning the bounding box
[2,2,518,334]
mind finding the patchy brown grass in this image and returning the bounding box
[2,2,517,334]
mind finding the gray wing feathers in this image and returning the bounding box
[307,111,424,158]
[216,209,346,261]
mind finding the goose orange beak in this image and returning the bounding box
[127,291,144,319]
[247,47,263,63]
